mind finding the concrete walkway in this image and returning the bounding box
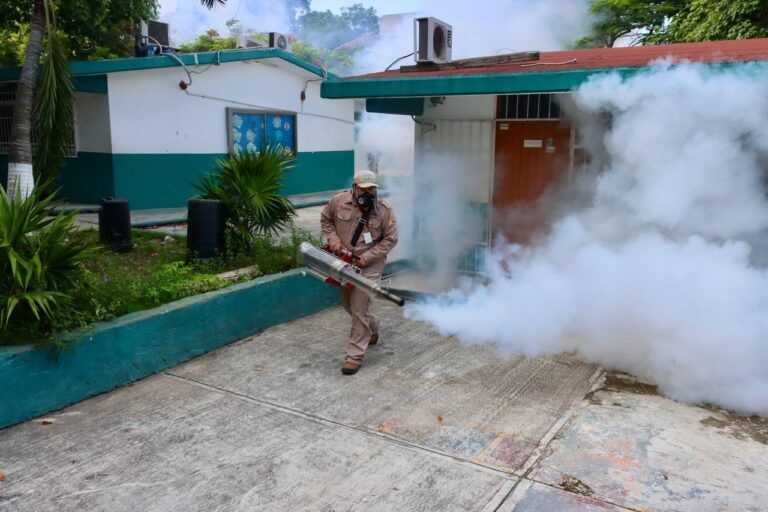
[71,190,343,230]
[1,303,766,511]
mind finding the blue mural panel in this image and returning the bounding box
[230,111,265,154]
[266,113,296,155]
[228,109,297,155]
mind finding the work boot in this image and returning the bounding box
[369,332,379,346]
[342,361,361,375]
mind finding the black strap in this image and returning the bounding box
[350,207,372,247]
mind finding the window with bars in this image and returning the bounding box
[0,81,77,157]
[496,93,562,120]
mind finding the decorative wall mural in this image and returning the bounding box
[228,109,296,156]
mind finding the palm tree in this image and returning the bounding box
[6,0,227,199]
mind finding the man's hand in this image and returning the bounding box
[354,255,367,268]
[330,242,344,254]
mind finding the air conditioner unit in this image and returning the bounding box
[139,20,170,47]
[268,32,292,53]
[237,36,265,49]
[414,17,452,64]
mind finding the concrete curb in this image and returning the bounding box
[0,269,337,430]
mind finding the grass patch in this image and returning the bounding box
[1,227,321,347]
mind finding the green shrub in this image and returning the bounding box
[195,146,297,253]
[0,186,88,336]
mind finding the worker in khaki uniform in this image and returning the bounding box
[321,170,398,375]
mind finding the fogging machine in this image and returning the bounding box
[297,242,405,307]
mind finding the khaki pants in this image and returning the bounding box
[338,259,385,364]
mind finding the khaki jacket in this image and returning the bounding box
[320,190,398,264]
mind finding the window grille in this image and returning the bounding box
[496,93,563,120]
[0,81,77,157]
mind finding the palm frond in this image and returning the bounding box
[33,0,74,189]
[194,145,297,251]
[199,0,227,8]
[0,185,86,328]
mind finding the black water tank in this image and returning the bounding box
[187,198,225,260]
[98,198,132,253]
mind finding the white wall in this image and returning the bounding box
[416,95,496,204]
[75,92,111,153]
[106,58,355,154]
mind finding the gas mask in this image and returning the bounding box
[356,191,375,211]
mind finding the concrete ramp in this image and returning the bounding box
[0,303,599,511]
[171,303,600,475]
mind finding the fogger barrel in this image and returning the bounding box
[297,242,405,307]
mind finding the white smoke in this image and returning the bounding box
[408,62,768,415]
[159,0,291,44]
[356,1,593,274]
[356,0,591,74]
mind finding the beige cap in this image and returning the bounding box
[353,170,378,188]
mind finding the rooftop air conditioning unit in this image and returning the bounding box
[237,36,265,49]
[414,17,452,64]
[268,32,292,53]
[139,20,170,47]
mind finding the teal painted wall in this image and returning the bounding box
[1,150,352,207]
[112,153,221,210]
[112,150,353,209]
[57,152,114,203]
[0,153,114,203]
[288,150,354,195]
[0,269,338,430]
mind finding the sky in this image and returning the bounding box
[158,0,418,44]
[309,0,418,14]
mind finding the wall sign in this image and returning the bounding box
[523,139,543,148]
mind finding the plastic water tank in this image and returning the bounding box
[187,198,225,260]
[98,198,132,253]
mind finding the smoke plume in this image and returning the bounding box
[408,63,768,415]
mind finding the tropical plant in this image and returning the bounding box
[0,184,88,332]
[194,146,297,251]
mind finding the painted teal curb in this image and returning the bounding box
[0,269,337,430]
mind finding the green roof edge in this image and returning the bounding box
[319,60,768,99]
[0,47,336,82]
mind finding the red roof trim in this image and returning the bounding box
[352,39,768,80]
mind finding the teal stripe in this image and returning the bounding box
[57,152,114,202]
[112,150,353,209]
[0,48,334,82]
[367,98,424,115]
[73,75,108,94]
[321,61,768,99]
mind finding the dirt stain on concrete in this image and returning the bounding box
[602,372,659,395]
[585,371,658,406]
[700,411,768,445]
[560,474,595,497]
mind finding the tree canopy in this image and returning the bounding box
[293,3,378,51]
[0,0,158,66]
[668,0,768,42]
[579,0,768,48]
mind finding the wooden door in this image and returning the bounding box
[492,120,571,245]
